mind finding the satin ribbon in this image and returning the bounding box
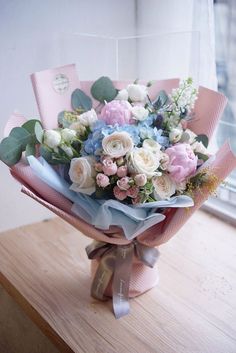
[86,240,160,319]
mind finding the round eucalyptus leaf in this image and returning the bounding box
[35,122,44,143]
[9,127,32,149]
[0,136,22,166]
[71,89,92,111]
[195,134,209,148]
[91,76,118,103]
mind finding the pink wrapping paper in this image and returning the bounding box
[4,69,236,297]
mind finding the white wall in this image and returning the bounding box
[0,0,136,231]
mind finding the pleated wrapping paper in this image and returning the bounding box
[4,71,236,306]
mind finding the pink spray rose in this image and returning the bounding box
[165,143,198,183]
[134,173,147,187]
[96,173,110,188]
[100,100,132,126]
[126,186,139,198]
[117,177,131,190]
[117,165,128,178]
[113,186,127,201]
[102,157,118,176]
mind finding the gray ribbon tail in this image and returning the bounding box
[112,244,134,319]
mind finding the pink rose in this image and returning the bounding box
[126,186,139,198]
[102,157,117,176]
[113,186,127,201]
[165,143,198,183]
[99,100,132,126]
[117,165,128,178]
[96,173,110,188]
[117,177,131,190]
[132,195,142,205]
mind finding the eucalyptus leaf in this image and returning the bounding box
[195,134,209,148]
[195,152,209,162]
[25,143,36,157]
[0,136,22,166]
[35,122,44,143]
[22,119,42,133]
[152,90,169,110]
[91,76,118,103]
[71,89,92,111]
[9,127,32,149]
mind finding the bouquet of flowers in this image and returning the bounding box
[1,64,236,318]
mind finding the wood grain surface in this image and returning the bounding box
[0,210,235,353]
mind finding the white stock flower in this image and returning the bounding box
[127,84,148,102]
[115,89,129,101]
[43,130,61,149]
[102,131,133,158]
[131,106,149,121]
[78,109,98,127]
[169,128,182,144]
[69,156,96,195]
[61,128,76,143]
[127,147,160,178]
[152,174,176,200]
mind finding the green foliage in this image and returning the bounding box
[25,143,36,157]
[91,76,118,103]
[0,136,22,166]
[195,134,209,148]
[195,152,209,162]
[0,119,43,166]
[71,89,92,112]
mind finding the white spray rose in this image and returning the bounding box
[44,130,61,149]
[191,141,208,155]
[152,174,176,200]
[127,84,148,102]
[102,131,133,158]
[169,128,182,143]
[69,156,96,195]
[115,89,129,101]
[131,106,149,121]
[61,145,74,157]
[61,128,76,143]
[128,147,160,178]
[78,109,98,127]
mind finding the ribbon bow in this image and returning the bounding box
[86,240,160,318]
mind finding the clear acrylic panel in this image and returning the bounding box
[57,32,200,82]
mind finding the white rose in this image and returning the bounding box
[61,128,76,143]
[127,147,160,178]
[191,141,208,155]
[115,89,129,101]
[69,122,86,135]
[152,174,176,200]
[127,84,148,102]
[78,109,98,127]
[102,131,133,158]
[131,106,149,121]
[143,139,161,154]
[44,130,61,148]
[169,128,182,143]
[69,156,96,195]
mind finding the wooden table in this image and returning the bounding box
[0,210,235,353]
